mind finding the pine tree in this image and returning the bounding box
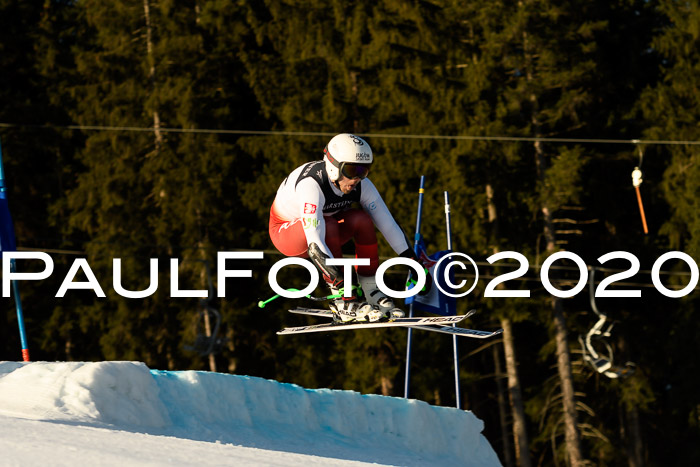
[641,1,700,255]
[0,0,79,361]
[638,1,700,463]
[53,0,261,370]
[477,1,618,464]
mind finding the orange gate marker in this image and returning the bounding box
[632,167,648,234]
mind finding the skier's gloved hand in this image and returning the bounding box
[415,266,433,296]
[308,242,345,293]
[400,248,432,296]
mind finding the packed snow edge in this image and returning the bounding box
[0,361,500,466]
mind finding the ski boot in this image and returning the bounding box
[358,274,405,321]
[308,242,380,323]
[328,287,382,323]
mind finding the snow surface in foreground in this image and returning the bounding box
[0,361,501,466]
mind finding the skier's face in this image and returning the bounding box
[337,174,361,194]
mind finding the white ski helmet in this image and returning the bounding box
[323,133,373,182]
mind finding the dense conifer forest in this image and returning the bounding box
[2,1,700,465]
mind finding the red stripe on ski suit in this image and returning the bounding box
[269,205,379,276]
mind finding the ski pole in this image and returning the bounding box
[257,286,361,308]
[258,290,308,308]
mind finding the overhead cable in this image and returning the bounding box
[2,123,700,146]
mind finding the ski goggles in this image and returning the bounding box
[324,146,372,180]
[340,162,371,180]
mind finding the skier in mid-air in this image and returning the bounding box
[268,133,424,323]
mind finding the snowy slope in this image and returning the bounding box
[0,361,501,466]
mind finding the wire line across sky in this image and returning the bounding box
[2,122,700,146]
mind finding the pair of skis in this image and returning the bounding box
[277,307,503,339]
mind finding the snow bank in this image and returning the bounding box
[0,361,169,427]
[0,361,500,466]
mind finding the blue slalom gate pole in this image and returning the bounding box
[0,138,30,361]
[444,191,462,409]
[404,175,425,399]
[10,261,29,361]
